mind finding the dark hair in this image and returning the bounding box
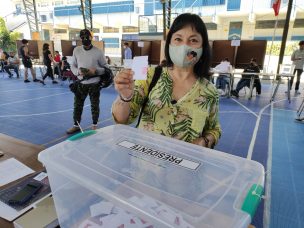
[80,29,91,38]
[224,57,229,61]
[123,42,129,46]
[165,13,211,79]
[299,40,304,46]
[21,39,28,44]
[105,55,111,64]
[55,51,59,54]
[62,56,67,61]
[43,43,49,52]
[3,52,9,59]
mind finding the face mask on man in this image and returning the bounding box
[169,44,202,68]
[81,35,92,46]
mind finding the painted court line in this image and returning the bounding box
[263,102,273,228]
[0,92,71,107]
[0,104,90,118]
[231,98,258,117]
[0,88,67,93]
[219,110,256,114]
[247,96,302,160]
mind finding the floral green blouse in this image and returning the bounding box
[114,67,221,144]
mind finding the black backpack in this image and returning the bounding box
[136,66,162,127]
[99,66,114,88]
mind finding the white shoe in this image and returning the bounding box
[295,90,301,95]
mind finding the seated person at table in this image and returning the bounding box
[214,58,232,95]
[4,51,20,78]
[61,56,76,81]
[231,58,261,98]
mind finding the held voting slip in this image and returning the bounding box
[38,125,264,228]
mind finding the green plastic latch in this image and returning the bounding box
[68,130,97,141]
[241,184,264,218]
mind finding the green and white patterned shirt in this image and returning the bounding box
[114,67,221,144]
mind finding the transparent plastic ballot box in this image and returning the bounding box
[38,124,264,228]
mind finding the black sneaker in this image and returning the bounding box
[8,74,12,78]
[40,80,46,85]
[33,79,40,82]
[24,79,30,83]
[231,90,239,98]
[52,80,58,84]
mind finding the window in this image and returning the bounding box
[15,4,22,15]
[122,26,138,33]
[54,29,67,34]
[40,15,47,22]
[55,1,63,6]
[294,19,304,28]
[103,27,119,33]
[41,2,49,7]
[205,23,217,30]
[255,20,286,29]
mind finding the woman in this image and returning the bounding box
[42,43,58,84]
[112,13,221,148]
[105,56,111,65]
[53,50,61,77]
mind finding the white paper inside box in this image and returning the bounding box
[38,125,264,228]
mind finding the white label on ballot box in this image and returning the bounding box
[118,140,200,170]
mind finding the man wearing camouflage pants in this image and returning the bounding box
[66,29,107,134]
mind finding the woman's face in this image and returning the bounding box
[170,25,203,49]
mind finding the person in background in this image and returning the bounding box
[0,48,4,72]
[66,29,107,134]
[123,42,132,59]
[105,56,111,65]
[53,50,61,77]
[112,13,221,148]
[1,51,9,71]
[42,43,58,84]
[214,58,232,96]
[19,39,40,83]
[61,56,77,81]
[4,51,20,78]
[231,58,261,98]
[290,40,304,94]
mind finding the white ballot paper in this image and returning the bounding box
[132,56,148,80]
[0,158,34,186]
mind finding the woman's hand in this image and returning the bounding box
[192,137,207,147]
[192,135,215,148]
[114,69,134,99]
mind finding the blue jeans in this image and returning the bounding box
[216,74,230,90]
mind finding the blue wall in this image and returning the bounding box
[144,0,225,14]
[227,0,241,11]
[103,38,119,48]
[54,1,134,16]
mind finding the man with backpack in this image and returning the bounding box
[66,29,108,134]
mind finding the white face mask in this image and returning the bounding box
[169,44,202,68]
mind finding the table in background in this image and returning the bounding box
[270,73,294,103]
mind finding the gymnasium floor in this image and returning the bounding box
[0,70,303,228]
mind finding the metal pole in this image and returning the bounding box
[267,17,278,72]
[162,1,166,40]
[80,0,87,29]
[167,0,171,29]
[277,0,293,73]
